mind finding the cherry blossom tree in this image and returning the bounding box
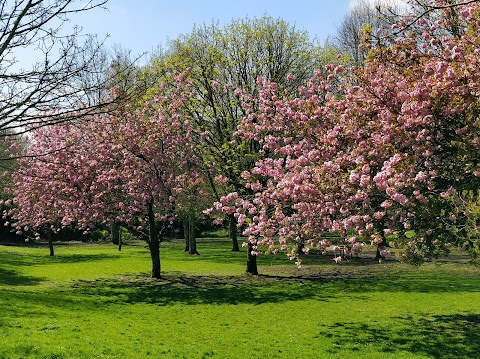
[7,71,199,278]
[210,0,480,273]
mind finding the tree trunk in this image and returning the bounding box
[374,235,386,262]
[229,213,240,252]
[47,231,54,257]
[246,241,258,275]
[148,239,161,279]
[111,222,120,245]
[147,199,161,279]
[297,241,305,255]
[374,247,385,262]
[183,218,190,252]
[188,213,199,255]
[118,229,122,252]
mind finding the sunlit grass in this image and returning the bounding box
[1,240,479,358]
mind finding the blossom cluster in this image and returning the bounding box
[6,71,201,242]
[209,1,480,263]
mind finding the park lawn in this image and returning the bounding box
[0,240,479,359]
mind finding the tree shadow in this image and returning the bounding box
[0,253,122,267]
[67,274,335,306]
[319,313,480,359]
[329,273,480,294]
[61,261,480,307]
[260,262,480,294]
[0,268,45,286]
[0,251,121,287]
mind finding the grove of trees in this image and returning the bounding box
[2,0,480,278]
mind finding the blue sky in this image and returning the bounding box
[76,0,361,58]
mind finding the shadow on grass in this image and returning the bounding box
[0,274,335,322]
[64,263,480,307]
[330,272,480,294]
[260,259,480,294]
[0,268,45,286]
[0,253,122,268]
[67,274,335,306]
[0,251,122,287]
[319,313,480,359]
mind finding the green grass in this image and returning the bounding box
[1,240,479,358]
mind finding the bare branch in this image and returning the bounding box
[392,0,479,36]
[0,0,135,140]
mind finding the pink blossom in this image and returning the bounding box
[379,249,391,257]
[380,200,393,209]
[215,175,228,184]
[415,171,428,182]
[352,243,363,253]
[350,171,360,183]
[213,217,224,225]
[334,65,344,75]
[202,208,214,216]
[371,235,383,246]
[373,212,385,220]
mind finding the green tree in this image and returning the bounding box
[149,16,344,251]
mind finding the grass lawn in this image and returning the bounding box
[0,239,479,358]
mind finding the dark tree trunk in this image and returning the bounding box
[111,222,120,245]
[374,235,386,262]
[183,218,190,252]
[188,213,199,255]
[47,231,54,257]
[374,247,385,262]
[297,241,305,255]
[118,230,122,252]
[246,241,258,275]
[229,213,240,252]
[147,199,161,279]
[148,239,161,279]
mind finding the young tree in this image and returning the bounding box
[174,170,214,255]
